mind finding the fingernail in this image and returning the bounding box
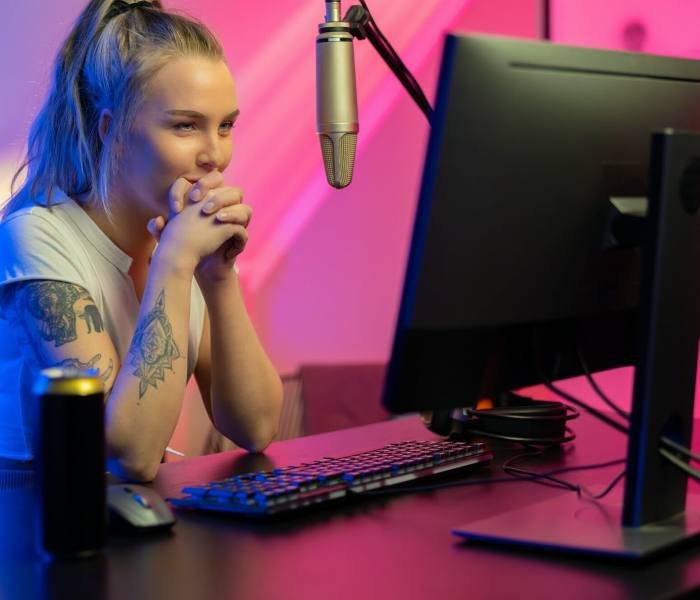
[203,201,215,213]
[190,188,201,202]
[216,210,231,221]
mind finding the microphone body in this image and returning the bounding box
[316,16,359,189]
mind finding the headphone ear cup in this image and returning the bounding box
[420,400,575,444]
[466,402,570,442]
[421,409,453,436]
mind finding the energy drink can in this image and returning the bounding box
[33,367,105,560]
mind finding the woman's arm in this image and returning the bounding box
[194,274,282,453]
[0,269,191,483]
[103,248,194,481]
[154,171,283,453]
[106,178,253,479]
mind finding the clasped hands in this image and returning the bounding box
[147,171,251,283]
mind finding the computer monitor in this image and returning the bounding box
[382,33,700,558]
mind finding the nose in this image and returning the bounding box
[196,132,226,171]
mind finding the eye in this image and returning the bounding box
[219,120,236,134]
[174,122,195,132]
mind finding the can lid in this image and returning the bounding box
[32,367,104,396]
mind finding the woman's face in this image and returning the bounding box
[115,56,238,219]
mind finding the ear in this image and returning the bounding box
[97,109,113,144]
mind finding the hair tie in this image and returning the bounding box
[106,1,153,19]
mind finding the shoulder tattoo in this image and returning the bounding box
[4,280,103,349]
[15,280,102,346]
[1,281,110,377]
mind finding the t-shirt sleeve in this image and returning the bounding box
[0,211,87,293]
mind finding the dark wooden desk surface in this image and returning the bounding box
[1,413,699,600]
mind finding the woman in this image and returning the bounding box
[0,0,283,484]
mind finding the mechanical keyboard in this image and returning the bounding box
[168,440,492,518]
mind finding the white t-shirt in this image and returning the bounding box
[0,189,206,460]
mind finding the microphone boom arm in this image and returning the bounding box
[344,3,434,123]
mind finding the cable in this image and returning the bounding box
[362,455,626,497]
[532,327,630,435]
[573,350,700,484]
[565,365,700,484]
[501,446,625,499]
[358,0,415,92]
[660,435,700,462]
[540,0,551,41]
[574,347,700,486]
[582,469,626,500]
[502,447,578,492]
[659,436,700,482]
[576,346,630,421]
[366,21,433,119]
[659,447,700,483]
[359,1,392,56]
[460,425,577,446]
[541,457,626,475]
[542,379,630,435]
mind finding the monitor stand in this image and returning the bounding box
[452,490,700,560]
[455,130,700,560]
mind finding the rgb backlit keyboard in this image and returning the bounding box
[169,440,492,518]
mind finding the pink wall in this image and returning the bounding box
[552,0,700,57]
[252,0,542,374]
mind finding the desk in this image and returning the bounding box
[1,413,699,600]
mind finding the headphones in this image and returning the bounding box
[422,391,579,445]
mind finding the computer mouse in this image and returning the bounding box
[107,484,176,532]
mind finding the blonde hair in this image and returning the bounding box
[4,0,223,219]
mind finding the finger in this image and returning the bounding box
[169,177,192,215]
[201,186,244,215]
[224,227,248,260]
[214,203,252,227]
[150,215,167,239]
[188,170,225,204]
[146,217,161,242]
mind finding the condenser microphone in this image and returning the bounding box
[316,1,359,188]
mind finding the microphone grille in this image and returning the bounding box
[320,132,357,189]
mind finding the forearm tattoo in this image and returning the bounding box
[128,290,181,399]
[2,281,110,380]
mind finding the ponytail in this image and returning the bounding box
[4,0,223,219]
